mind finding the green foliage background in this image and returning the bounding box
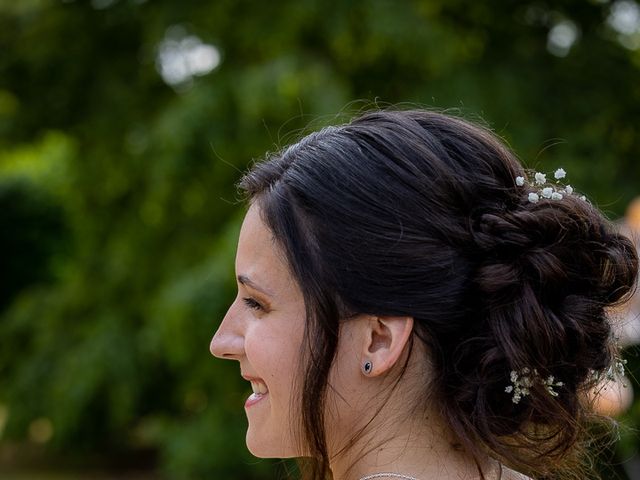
[0,0,639,478]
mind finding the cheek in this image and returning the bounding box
[244,322,304,391]
[270,336,304,397]
[269,323,305,416]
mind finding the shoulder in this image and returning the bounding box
[501,467,533,480]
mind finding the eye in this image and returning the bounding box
[242,297,264,311]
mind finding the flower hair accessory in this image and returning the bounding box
[505,367,564,404]
[590,357,628,386]
[515,168,586,203]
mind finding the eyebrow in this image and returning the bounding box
[237,274,274,297]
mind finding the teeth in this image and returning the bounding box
[250,381,268,395]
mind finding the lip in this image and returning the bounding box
[245,391,268,408]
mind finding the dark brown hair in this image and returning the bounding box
[238,109,638,480]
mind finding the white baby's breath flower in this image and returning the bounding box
[528,192,539,203]
[565,185,573,195]
[580,195,586,201]
[515,176,525,186]
[542,187,553,198]
[534,172,546,185]
[551,192,563,200]
[506,368,564,404]
[554,168,566,179]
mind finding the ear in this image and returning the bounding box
[362,316,414,376]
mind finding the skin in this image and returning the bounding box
[210,202,526,480]
[210,202,306,457]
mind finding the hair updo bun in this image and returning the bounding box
[458,183,638,471]
[238,108,639,480]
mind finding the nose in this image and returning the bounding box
[210,302,244,360]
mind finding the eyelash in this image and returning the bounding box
[242,297,263,311]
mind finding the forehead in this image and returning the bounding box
[237,203,276,258]
[236,203,296,296]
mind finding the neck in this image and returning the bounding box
[324,338,502,480]
[328,406,497,480]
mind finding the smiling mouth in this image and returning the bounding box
[250,380,268,395]
[245,379,269,408]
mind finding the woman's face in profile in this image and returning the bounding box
[210,203,307,458]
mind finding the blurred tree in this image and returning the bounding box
[0,0,638,478]
[0,178,69,309]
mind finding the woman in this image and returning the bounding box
[210,109,638,480]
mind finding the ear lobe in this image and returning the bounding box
[364,316,414,376]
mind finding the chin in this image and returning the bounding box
[246,432,300,458]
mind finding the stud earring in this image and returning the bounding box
[363,360,373,375]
